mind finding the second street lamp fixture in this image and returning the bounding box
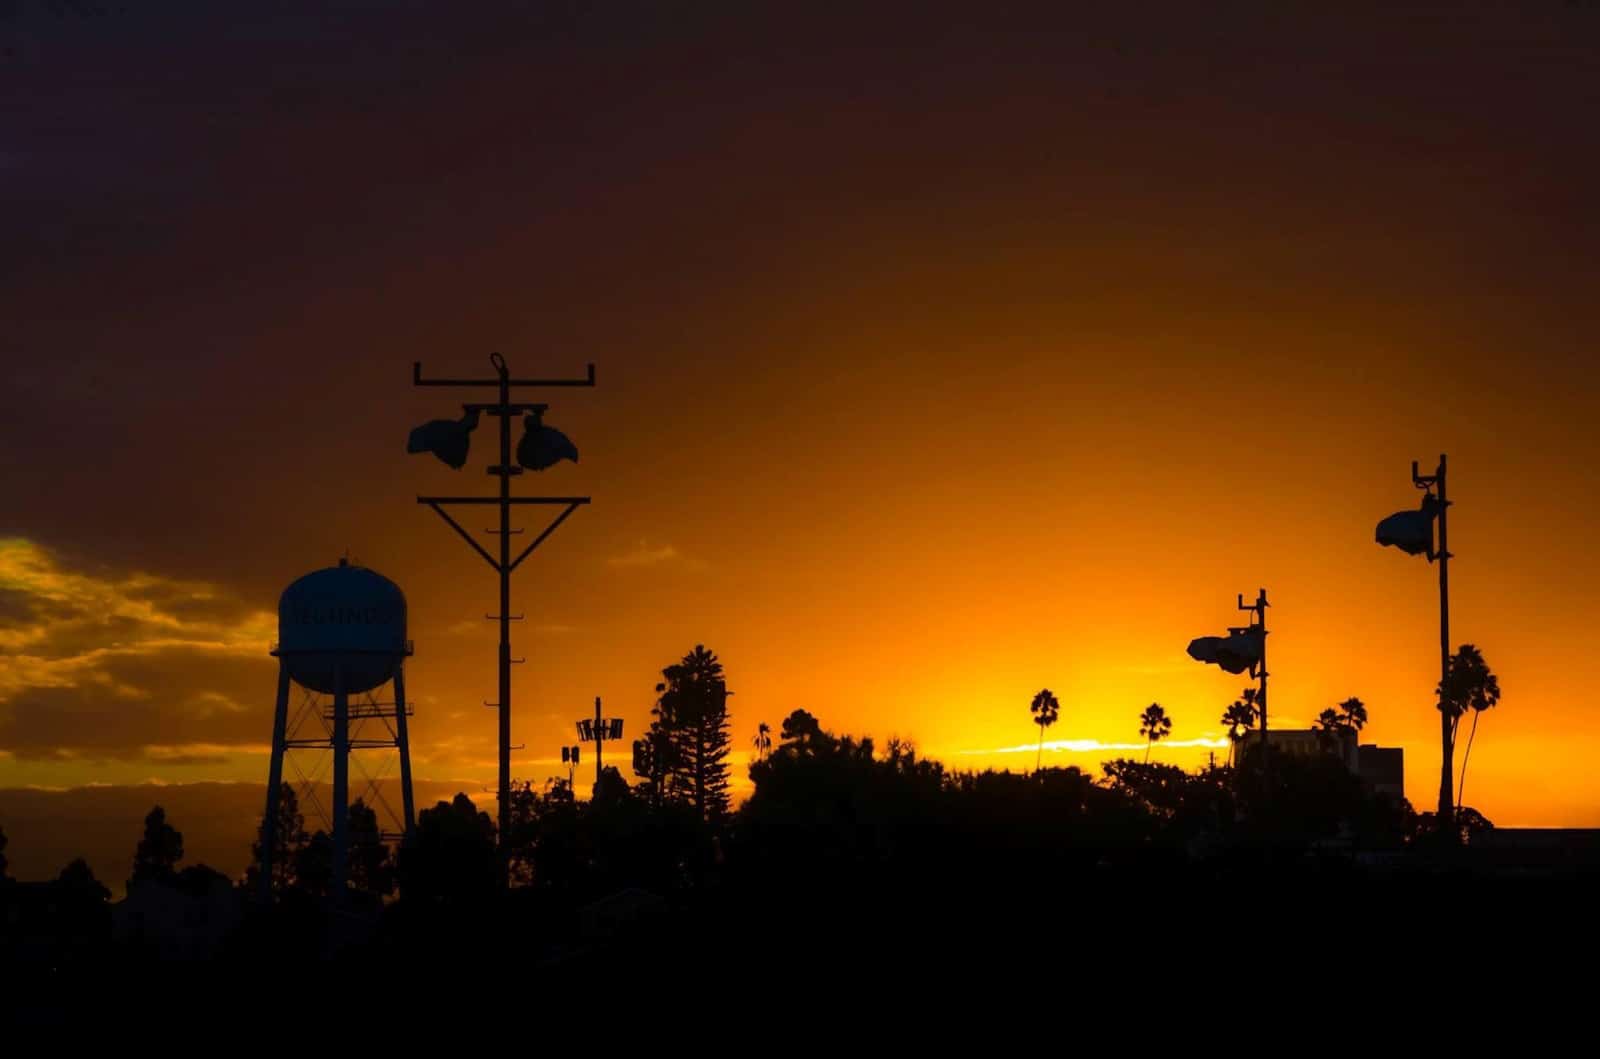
[517,406,580,471]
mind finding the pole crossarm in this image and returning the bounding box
[421,501,500,572]
[417,497,592,505]
[419,497,590,573]
[461,402,549,415]
[510,500,585,572]
[413,361,596,388]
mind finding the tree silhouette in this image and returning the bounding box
[632,729,675,809]
[751,722,772,763]
[651,644,733,820]
[502,778,547,887]
[1220,698,1256,765]
[1029,688,1060,772]
[1314,707,1344,747]
[397,794,499,902]
[1313,697,1368,753]
[1338,697,1369,733]
[57,857,110,903]
[131,806,183,885]
[1139,703,1171,763]
[348,798,395,897]
[246,782,307,895]
[1441,645,1501,810]
[50,856,113,957]
[0,823,8,881]
[295,831,333,896]
[779,708,824,750]
[1455,805,1494,844]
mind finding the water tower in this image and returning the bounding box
[258,559,416,902]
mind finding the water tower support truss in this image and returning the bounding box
[260,650,415,902]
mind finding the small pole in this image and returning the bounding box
[1256,589,1269,767]
[594,696,604,789]
[1238,589,1269,777]
[258,660,291,902]
[331,664,349,901]
[393,660,416,840]
[1434,455,1453,831]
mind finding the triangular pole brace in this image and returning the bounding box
[419,496,589,573]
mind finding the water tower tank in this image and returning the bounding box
[277,559,407,694]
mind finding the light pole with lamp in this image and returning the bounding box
[1375,454,1453,830]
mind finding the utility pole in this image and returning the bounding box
[593,696,603,787]
[412,353,593,862]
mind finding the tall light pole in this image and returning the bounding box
[409,353,593,862]
[1376,454,1452,829]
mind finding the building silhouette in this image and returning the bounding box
[1238,729,1404,797]
[1357,745,1405,800]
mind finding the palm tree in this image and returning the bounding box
[1338,697,1368,733]
[1441,645,1500,810]
[751,722,772,763]
[1313,707,1344,751]
[1139,703,1171,763]
[1220,699,1256,766]
[1030,689,1061,772]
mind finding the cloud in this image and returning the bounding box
[0,539,277,761]
[606,540,708,570]
[607,541,685,568]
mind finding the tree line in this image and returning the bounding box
[0,640,1507,969]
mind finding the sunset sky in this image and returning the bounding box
[4,0,1600,858]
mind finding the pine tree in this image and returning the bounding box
[131,806,184,885]
[295,832,333,896]
[650,644,733,820]
[348,798,395,896]
[246,783,307,894]
[57,858,110,903]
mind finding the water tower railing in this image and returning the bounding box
[269,641,415,657]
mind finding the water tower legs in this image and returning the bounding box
[394,662,416,840]
[258,660,292,902]
[331,666,349,899]
[259,648,414,905]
